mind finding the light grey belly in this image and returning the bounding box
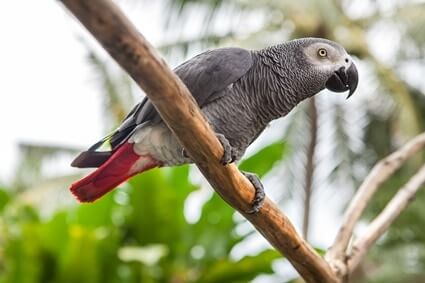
[130,94,264,166]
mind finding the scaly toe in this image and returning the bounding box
[242,172,266,214]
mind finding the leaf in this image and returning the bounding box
[197,249,281,283]
[2,223,44,283]
[191,193,240,262]
[72,191,116,228]
[125,166,197,246]
[0,188,10,213]
[118,244,168,266]
[239,141,287,177]
[57,226,101,283]
[39,211,69,255]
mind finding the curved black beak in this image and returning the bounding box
[325,63,359,99]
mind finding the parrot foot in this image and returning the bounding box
[216,133,237,165]
[242,172,265,214]
[180,133,236,165]
[181,148,189,159]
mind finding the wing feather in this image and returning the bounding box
[72,47,253,168]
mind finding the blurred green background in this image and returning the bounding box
[1,0,425,282]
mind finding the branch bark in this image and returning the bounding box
[59,0,337,282]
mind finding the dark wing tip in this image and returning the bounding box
[71,151,112,168]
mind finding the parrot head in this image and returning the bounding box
[299,38,359,99]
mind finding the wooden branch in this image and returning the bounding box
[59,0,338,282]
[326,133,425,274]
[347,164,425,273]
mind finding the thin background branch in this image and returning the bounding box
[347,164,425,273]
[326,132,425,277]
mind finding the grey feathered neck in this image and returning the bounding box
[232,41,325,126]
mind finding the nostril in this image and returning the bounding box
[345,58,349,63]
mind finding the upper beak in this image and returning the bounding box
[325,62,359,99]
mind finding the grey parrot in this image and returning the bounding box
[70,37,358,212]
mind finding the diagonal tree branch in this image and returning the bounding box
[325,133,425,278]
[326,132,425,276]
[347,164,425,273]
[59,0,338,282]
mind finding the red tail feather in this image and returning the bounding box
[70,143,158,202]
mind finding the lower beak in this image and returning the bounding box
[325,63,359,99]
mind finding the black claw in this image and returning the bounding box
[216,134,236,165]
[242,172,265,214]
[181,148,189,159]
[231,152,238,163]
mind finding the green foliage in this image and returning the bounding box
[0,189,10,213]
[239,141,287,178]
[5,0,425,282]
[198,250,280,283]
[0,164,280,283]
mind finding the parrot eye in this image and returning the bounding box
[318,48,327,57]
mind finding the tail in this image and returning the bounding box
[70,143,158,202]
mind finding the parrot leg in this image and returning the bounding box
[181,133,237,165]
[242,171,265,214]
[215,133,237,165]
